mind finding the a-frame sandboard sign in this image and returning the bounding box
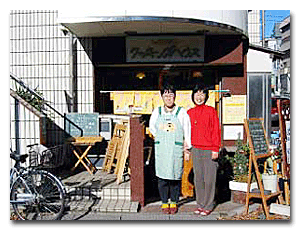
[244,118,282,220]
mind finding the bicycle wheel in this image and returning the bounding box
[11,170,65,220]
[10,176,34,220]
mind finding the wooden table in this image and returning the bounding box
[67,136,103,174]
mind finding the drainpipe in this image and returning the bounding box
[14,99,20,155]
[70,34,78,112]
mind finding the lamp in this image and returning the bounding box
[136,72,145,80]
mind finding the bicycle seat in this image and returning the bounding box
[27,143,38,148]
[10,153,28,163]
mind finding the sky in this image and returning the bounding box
[264,10,290,38]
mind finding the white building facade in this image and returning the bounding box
[10,10,250,155]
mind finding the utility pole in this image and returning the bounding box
[262,10,265,47]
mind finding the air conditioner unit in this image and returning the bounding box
[99,118,113,140]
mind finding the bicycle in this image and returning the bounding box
[10,144,66,220]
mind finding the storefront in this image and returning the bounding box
[59,11,249,205]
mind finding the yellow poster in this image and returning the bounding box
[206,91,216,108]
[133,91,153,114]
[222,95,247,124]
[111,91,135,114]
[111,90,217,115]
[175,91,194,111]
[152,91,164,109]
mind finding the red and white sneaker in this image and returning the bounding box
[194,207,205,214]
[200,209,212,216]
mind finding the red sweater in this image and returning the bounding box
[187,104,221,152]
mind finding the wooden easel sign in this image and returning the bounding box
[277,99,290,204]
[244,118,282,220]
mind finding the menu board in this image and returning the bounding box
[65,113,99,137]
[247,119,269,156]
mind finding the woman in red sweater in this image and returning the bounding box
[187,83,221,216]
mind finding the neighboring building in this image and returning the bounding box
[264,16,290,98]
[278,16,290,98]
[247,10,272,136]
[246,12,290,135]
[248,10,261,45]
[265,24,281,95]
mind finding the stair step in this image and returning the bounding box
[93,199,140,213]
[102,180,131,200]
[62,171,135,212]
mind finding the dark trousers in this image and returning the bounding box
[192,148,218,211]
[157,177,181,204]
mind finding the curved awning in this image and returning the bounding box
[59,16,247,37]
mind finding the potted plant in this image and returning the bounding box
[15,84,45,112]
[261,156,278,193]
[226,139,258,204]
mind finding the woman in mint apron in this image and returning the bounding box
[149,85,192,214]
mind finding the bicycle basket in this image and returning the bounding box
[39,144,66,169]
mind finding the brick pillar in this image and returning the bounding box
[129,115,145,206]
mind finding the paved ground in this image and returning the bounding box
[61,200,260,221]
[58,170,263,220]
[10,170,286,221]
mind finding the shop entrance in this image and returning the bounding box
[95,65,218,114]
[94,64,241,203]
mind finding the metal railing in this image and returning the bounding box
[10,73,83,141]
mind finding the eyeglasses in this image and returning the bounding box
[163,93,175,98]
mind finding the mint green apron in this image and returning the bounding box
[154,107,184,180]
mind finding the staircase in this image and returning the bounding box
[10,73,83,147]
[62,170,140,213]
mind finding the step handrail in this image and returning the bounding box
[10,72,83,136]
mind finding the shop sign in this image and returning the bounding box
[126,36,204,63]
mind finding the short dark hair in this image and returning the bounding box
[191,83,209,104]
[160,84,176,97]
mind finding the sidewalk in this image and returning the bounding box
[60,171,261,220]
[61,199,260,220]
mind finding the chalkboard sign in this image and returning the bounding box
[244,118,281,220]
[247,119,269,156]
[65,113,99,137]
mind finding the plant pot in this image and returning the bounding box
[229,181,258,204]
[229,181,258,192]
[262,174,277,193]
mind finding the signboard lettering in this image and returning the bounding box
[126,36,205,62]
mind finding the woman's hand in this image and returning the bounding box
[184,141,191,161]
[212,151,219,160]
[184,151,190,161]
